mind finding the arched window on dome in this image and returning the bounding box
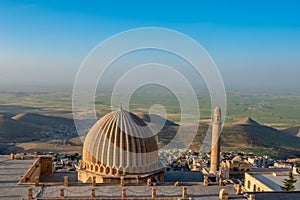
[105,167,110,175]
[100,166,104,173]
[91,164,94,171]
[119,167,124,175]
[95,165,99,172]
[112,168,117,175]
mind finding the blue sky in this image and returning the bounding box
[0,0,299,90]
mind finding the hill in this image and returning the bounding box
[0,117,42,140]
[187,118,300,159]
[1,112,300,159]
[233,117,261,126]
[0,113,75,142]
[138,114,179,126]
[282,126,300,137]
[11,113,73,126]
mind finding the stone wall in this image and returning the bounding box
[40,156,54,174]
[19,155,53,184]
[37,198,181,200]
[244,172,273,192]
[78,168,165,184]
[19,157,41,183]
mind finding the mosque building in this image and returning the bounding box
[77,107,165,183]
[9,106,285,199]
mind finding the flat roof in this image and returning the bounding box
[0,155,34,200]
[164,171,204,182]
[253,192,300,200]
[0,155,244,200]
[35,185,245,200]
[251,173,300,191]
[39,171,204,183]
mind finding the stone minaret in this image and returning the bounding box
[209,107,222,175]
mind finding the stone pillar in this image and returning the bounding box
[10,153,14,160]
[64,176,69,187]
[210,107,221,176]
[152,187,157,198]
[28,188,33,200]
[203,176,208,186]
[91,188,96,198]
[60,188,64,198]
[122,188,126,198]
[34,152,38,160]
[182,187,187,198]
[34,176,39,186]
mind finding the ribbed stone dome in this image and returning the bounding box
[81,108,159,175]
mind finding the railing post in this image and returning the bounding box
[91,188,96,198]
[152,187,157,198]
[122,187,126,198]
[120,176,124,187]
[28,188,33,200]
[147,178,152,186]
[249,194,255,200]
[203,176,208,186]
[236,184,242,195]
[219,189,229,200]
[219,177,224,186]
[34,176,39,186]
[34,152,38,160]
[92,176,96,186]
[64,176,69,187]
[60,188,64,199]
[182,187,187,198]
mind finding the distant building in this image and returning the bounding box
[274,161,292,168]
[220,155,252,179]
[248,156,274,168]
[244,169,300,192]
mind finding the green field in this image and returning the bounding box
[0,88,299,128]
[1,88,300,158]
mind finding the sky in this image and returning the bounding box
[0,0,300,91]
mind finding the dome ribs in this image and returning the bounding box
[113,113,120,169]
[82,109,159,175]
[100,115,114,167]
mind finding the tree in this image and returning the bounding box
[280,170,297,191]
